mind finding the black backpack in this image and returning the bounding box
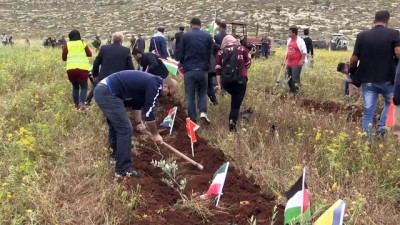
[221,46,240,82]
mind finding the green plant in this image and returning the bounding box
[151,159,188,201]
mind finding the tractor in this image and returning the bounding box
[330,34,348,51]
[222,20,264,58]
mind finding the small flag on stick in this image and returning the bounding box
[314,199,346,225]
[160,107,177,135]
[201,162,229,207]
[160,58,179,76]
[284,168,311,225]
[186,118,200,157]
[386,97,395,127]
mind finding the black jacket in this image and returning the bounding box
[140,53,169,79]
[92,43,134,79]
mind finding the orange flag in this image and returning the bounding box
[386,97,395,127]
[186,118,200,156]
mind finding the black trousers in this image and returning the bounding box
[287,65,302,93]
[207,72,218,105]
[222,78,247,123]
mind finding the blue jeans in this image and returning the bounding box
[361,82,393,133]
[94,84,133,173]
[184,70,208,122]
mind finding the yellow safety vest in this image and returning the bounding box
[66,40,90,71]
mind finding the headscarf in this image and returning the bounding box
[221,35,240,49]
[68,30,81,41]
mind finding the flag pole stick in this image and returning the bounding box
[143,130,204,170]
[191,140,194,157]
[216,162,229,207]
[301,167,306,214]
[169,107,177,135]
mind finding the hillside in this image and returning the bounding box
[0,0,399,41]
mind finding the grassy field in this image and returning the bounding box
[0,44,399,225]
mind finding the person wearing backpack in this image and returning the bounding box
[215,35,251,131]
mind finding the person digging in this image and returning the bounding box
[94,70,178,178]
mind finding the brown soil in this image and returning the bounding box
[299,98,364,122]
[122,98,284,225]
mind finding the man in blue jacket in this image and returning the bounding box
[94,70,178,178]
[132,48,169,79]
[149,27,169,59]
[180,18,213,124]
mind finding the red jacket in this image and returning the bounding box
[215,45,251,78]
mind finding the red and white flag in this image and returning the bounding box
[202,162,229,206]
[186,118,200,157]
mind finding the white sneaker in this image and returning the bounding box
[200,112,211,125]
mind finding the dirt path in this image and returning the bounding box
[123,98,284,225]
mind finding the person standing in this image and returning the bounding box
[174,26,185,60]
[207,43,219,105]
[94,71,178,177]
[261,33,272,58]
[215,35,251,131]
[86,32,134,105]
[180,18,213,124]
[134,34,145,52]
[130,35,136,49]
[132,48,169,79]
[92,35,101,53]
[149,27,169,58]
[302,29,314,61]
[214,22,227,46]
[62,30,92,109]
[284,27,307,94]
[1,33,8,46]
[350,10,400,137]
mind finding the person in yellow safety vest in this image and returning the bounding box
[62,30,92,110]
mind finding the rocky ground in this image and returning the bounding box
[0,0,399,42]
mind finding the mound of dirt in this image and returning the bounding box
[300,99,363,122]
[123,98,284,225]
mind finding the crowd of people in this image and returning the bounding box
[61,10,400,177]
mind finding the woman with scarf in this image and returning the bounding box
[62,30,92,109]
[215,35,251,131]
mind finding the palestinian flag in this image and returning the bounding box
[208,11,218,35]
[160,58,179,76]
[314,199,346,225]
[284,168,311,225]
[160,107,177,135]
[186,118,200,157]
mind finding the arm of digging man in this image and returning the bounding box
[148,54,159,73]
[143,85,163,144]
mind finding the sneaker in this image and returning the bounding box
[109,156,116,165]
[229,120,237,132]
[115,169,144,178]
[200,112,211,125]
[85,101,91,106]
